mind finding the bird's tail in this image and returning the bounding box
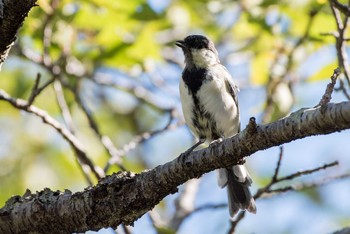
[217,165,256,217]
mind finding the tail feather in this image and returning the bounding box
[217,165,256,217]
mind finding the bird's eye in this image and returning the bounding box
[198,42,208,49]
[191,41,207,49]
[196,44,204,49]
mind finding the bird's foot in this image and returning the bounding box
[180,139,205,157]
[236,158,246,165]
[209,138,223,147]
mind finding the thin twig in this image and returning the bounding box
[53,80,76,133]
[266,172,350,195]
[330,0,350,85]
[52,80,94,185]
[104,109,180,172]
[19,0,99,183]
[27,73,41,105]
[41,0,60,67]
[170,179,200,230]
[71,85,127,172]
[262,9,319,123]
[0,89,104,180]
[91,75,173,111]
[275,161,339,183]
[26,74,55,107]
[316,67,341,106]
[271,146,283,182]
[74,159,93,186]
[181,203,227,221]
[330,0,350,16]
[335,78,350,100]
[229,156,339,233]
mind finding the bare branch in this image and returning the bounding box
[330,1,350,85]
[228,169,350,233]
[53,80,95,185]
[91,74,174,111]
[320,31,339,37]
[71,86,127,172]
[26,74,56,107]
[267,172,350,195]
[262,9,318,123]
[170,179,200,230]
[330,0,350,16]
[271,146,283,182]
[317,68,341,106]
[53,80,75,133]
[27,73,41,104]
[335,78,350,100]
[229,158,340,232]
[181,203,227,223]
[275,161,338,184]
[104,109,181,172]
[0,89,104,180]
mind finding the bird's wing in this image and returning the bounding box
[222,66,241,132]
[225,72,239,109]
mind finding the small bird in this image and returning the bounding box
[176,35,256,217]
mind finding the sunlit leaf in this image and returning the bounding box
[307,60,338,81]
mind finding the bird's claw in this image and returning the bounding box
[209,138,223,147]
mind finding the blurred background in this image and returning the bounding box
[1,0,350,233]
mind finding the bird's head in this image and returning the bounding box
[176,35,220,69]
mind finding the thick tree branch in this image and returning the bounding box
[334,227,350,234]
[0,0,37,70]
[0,101,350,233]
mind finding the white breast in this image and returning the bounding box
[179,66,240,141]
[197,74,239,138]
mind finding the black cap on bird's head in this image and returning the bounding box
[175,35,211,50]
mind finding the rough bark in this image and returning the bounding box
[334,227,350,234]
[0,101,350,233]
[0,0,37,70]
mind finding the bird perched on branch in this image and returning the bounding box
[175,35,256,217]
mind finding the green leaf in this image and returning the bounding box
[307,60,338,81]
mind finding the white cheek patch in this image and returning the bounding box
[191,49,218,68]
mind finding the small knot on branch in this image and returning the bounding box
[246,117,258,136]
[22,189,32,199]
[317,67,341,107]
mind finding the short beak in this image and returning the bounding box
[175,40,186,49]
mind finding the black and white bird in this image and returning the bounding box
[175,35,256,217]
